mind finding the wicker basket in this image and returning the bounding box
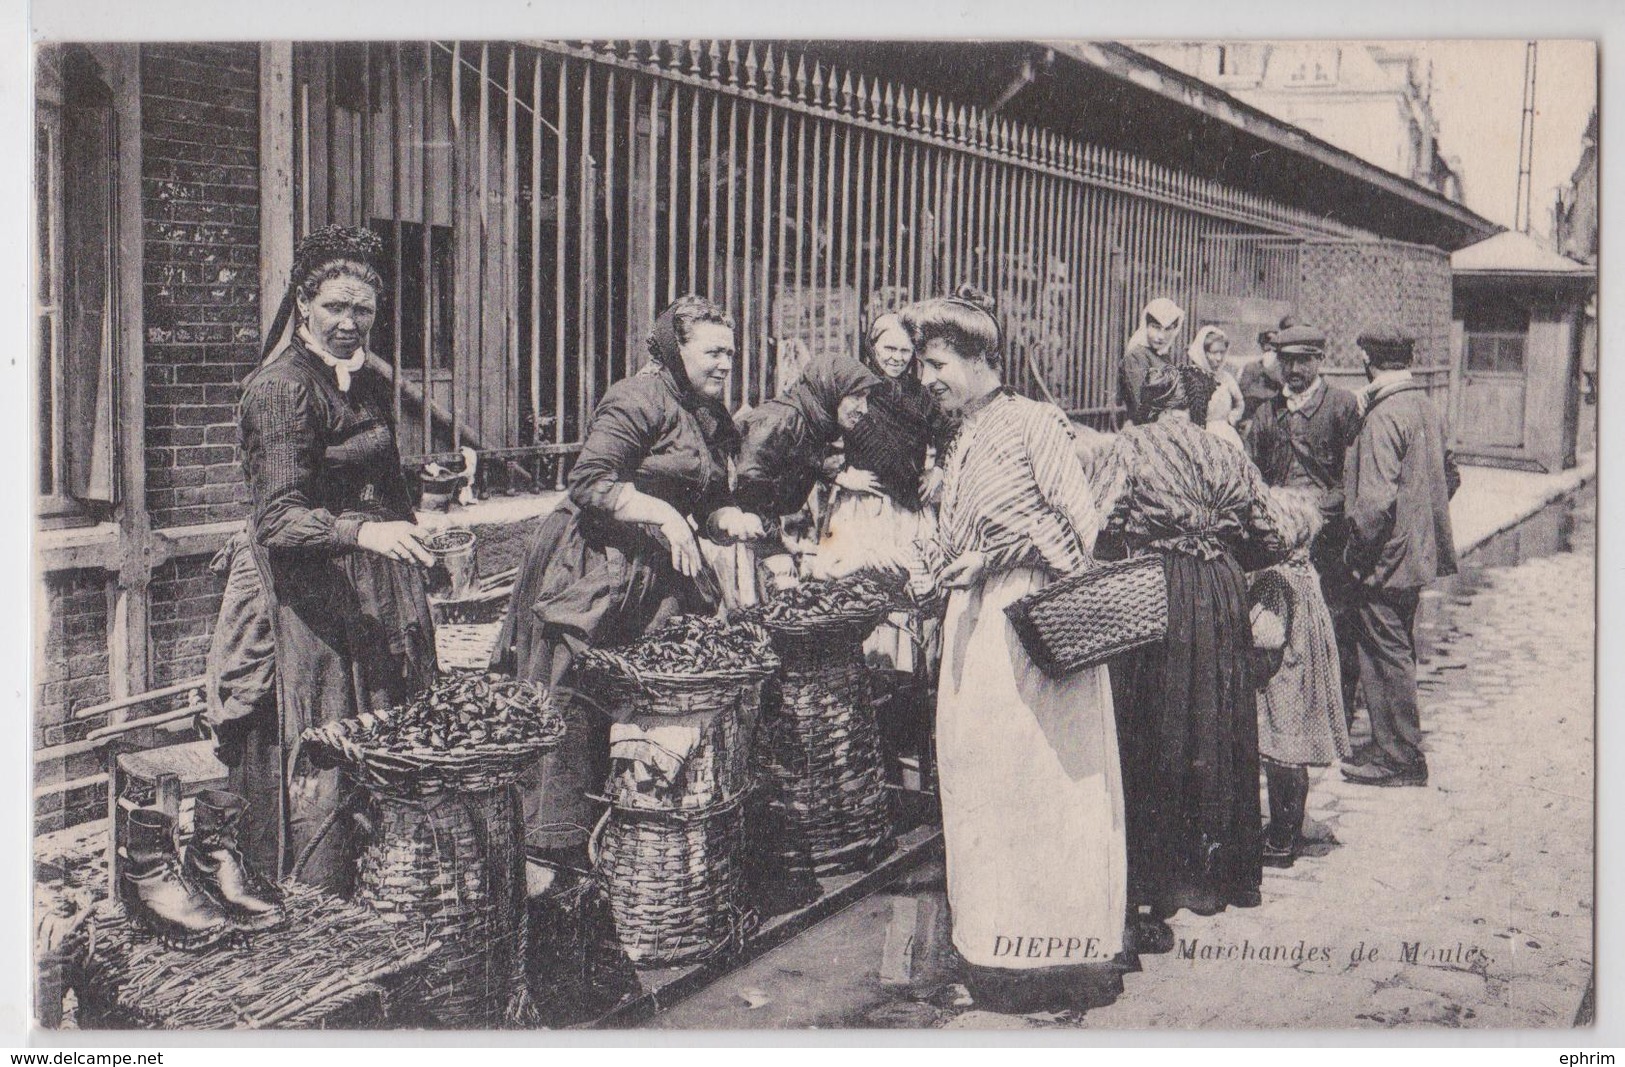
[581,637,776,811]
[601,688,764,811]
[589,794,754,966]
[755,650,894,877]
[301,696,563,801]
[752,605,892,667]
[1003,554,1168,678]
[355,784,533,1028]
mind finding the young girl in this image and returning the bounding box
[1250,487,1353,867]
[1187,326,1245,449]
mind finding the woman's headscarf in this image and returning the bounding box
[1187,325,1229,374]
[647,300,742,453]
[782,352,882,442]
[1126,297,1185,358]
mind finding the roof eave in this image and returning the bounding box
[1047,40,1499,242]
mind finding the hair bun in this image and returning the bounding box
[294,225,386,277]
[953,284,997,317]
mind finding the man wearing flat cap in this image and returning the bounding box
[1340,324,1460,787]
[1244,324,1364,724]
[1237,314,1294,426]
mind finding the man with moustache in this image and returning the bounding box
[1245,324,1364,728]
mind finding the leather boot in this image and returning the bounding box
[1262,763,1309,867]
[119,808,233,950]
[182,789,286,931]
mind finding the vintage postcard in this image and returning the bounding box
[28,33,1597,1035]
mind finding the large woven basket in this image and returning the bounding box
[589,794,753,966]
[752,604,892,667]
[601,688,764,811]
[755,648,894,877]
[355,784,533,1028]
[581,633,776,811]
[1003,554,1168,679]
[301,692,563,801]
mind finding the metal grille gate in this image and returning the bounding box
[290,40,1357,475]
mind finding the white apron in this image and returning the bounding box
[814,487,940,674]
[936,566,1127,969]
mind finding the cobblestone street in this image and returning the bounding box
[648,487,1595,1031]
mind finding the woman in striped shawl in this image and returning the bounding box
[902,287,1130,1015]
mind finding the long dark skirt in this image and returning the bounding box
[215,532,436,896]
[496,503,712,852]
[1115,550,1263,917]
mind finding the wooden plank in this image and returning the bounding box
[111,46,149,701]
[259,43,296,341]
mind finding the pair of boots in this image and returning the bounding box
[119,790,285,950]
[1262,762,1309,868]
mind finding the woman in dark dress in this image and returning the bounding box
[206,226,438,896]
[732,352,881,537]
[812,314,953,653]
[1103,365,1285,946]
[498,294,748,862]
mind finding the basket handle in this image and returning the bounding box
[584,806,612,869]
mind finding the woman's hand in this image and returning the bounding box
[356,521,435,567]
[710,506,767,544]
[834,467,884,497]
[659,515,705,579]
[937,550,986,590]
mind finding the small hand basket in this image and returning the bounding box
[1003,554,1167,679]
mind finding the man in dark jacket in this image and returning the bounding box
[1244,324,1364,724]
[1341,325,1460,787]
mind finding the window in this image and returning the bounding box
[1465,334,1527,374]
[1462,294,1530,375]
[1216,46,1229,76]
[1288,47,1341,84]
[36,46,119,523]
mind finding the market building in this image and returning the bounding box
[34,39,1497,837]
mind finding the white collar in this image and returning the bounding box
[297,325,367,393]
[1282,376,1324,413]
[1368,368,1413,390]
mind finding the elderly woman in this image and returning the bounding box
[1118,297,1185,426]
[206,225,438,895]
[904,287,1129,1015]
[1104,364,1285,947]
[499,294,745,863]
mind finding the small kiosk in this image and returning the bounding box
[1450,231,1595,473]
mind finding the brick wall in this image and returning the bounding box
[141,42,260,531]
[36,569,113,835]
[150,556,224,687]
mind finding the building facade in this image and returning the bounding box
[1132,41,1465,202]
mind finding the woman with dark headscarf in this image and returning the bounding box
[1102,364,1285,947]
[811,312,952,667]
[732,351,882,535]
[498,294,744,862]
[205,225,438,895]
